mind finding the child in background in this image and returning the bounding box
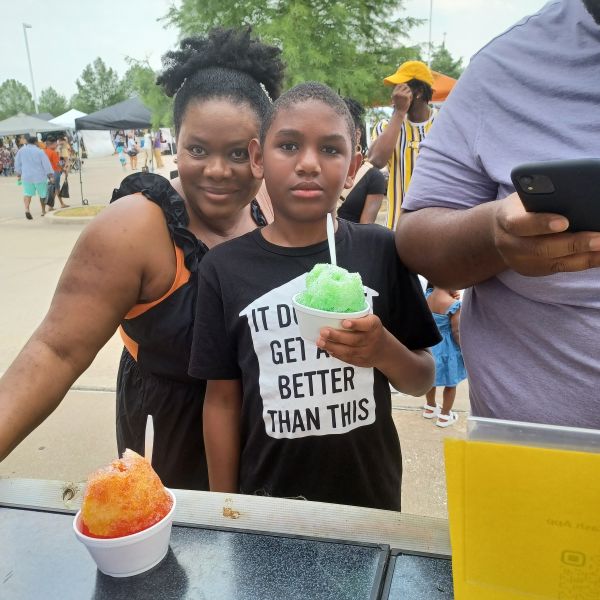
[189,82,440,511]
[423,285,467,428]
[117,145,127,171]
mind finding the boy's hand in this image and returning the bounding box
[316,315,386,368]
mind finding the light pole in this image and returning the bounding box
[427,0,434,67]
[22,23,38,113]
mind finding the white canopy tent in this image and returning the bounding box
[0,113,65,136]
[49,109,86,130]
[50,109,114,158]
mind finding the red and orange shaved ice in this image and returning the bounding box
[80,449,173,539]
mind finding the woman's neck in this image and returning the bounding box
[172,178,256,249]
[189,206,256,249]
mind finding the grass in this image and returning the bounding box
[54,206,105,217]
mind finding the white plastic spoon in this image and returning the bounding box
[144,414,154,465]
[326,212,337,266]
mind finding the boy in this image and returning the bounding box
[190,82,440,510]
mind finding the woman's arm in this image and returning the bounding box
[203,379,242,492]
[359,193,384,224]
[0,196,173,461]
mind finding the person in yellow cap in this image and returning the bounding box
[368,60,436,230]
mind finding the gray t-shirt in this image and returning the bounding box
[404,0,600,428]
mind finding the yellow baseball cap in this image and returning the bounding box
[383,61,434,88]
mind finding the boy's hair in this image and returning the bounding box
[45,135,57,144]
[157,27,286,135]
[260,82,356,146]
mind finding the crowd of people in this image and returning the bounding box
[114,129,166,171]
[0,0,598,512]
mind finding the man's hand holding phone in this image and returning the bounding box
[493,192,600,276]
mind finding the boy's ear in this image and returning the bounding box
[343,152,363,190]
[248,138,264,179]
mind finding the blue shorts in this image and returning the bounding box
[23,181,48,198]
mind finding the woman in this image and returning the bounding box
[337,98,386,224]
[126,132,139,170]
[0,27,285,490]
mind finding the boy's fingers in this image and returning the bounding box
[317,327,365,349]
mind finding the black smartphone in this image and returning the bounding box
[510,159,600,232]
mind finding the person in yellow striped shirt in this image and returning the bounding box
[368,61,436,229]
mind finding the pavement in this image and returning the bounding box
[0,156,470,519]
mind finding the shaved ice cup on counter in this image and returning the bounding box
[293,263,370,343]
[73,449,176,577]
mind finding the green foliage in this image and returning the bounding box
[72,58,127,113]
[0,79,34,120]
[430,42,463,79]
[39,87,69,117]
[163,0,423,107]
[122,59,174,128]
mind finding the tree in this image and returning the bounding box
[162,0,423,107]
[0,79,34,120]
[122,60,174,128]
[72,58,127,113]
[39,87,69,117]
[430,42,463,79]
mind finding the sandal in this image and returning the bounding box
[422,404,440,419]
[436,411,459,428]
[25,211,33,220]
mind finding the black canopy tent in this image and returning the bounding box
[74,97,152,131]
[73,97,153,204]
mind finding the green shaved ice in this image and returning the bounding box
[297,264,366,312]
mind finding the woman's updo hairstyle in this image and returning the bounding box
[157,27,285,135]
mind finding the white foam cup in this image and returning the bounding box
[73,488,176,577]
[292,293,371,344]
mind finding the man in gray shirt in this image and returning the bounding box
[396,0,600,428]
[14,135,54,220]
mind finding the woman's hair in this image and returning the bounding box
[157,27,285,135]
[260,82,355,145]
[343,97,367,155]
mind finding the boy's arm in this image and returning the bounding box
[203,379,242,493]
[317,316,435,396]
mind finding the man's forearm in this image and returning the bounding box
[395,204,506,289]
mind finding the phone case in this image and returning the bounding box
[510,159,600,232]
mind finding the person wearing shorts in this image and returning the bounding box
[14,135,54,219]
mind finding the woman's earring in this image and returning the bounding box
[355,143,362,153]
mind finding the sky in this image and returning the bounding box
[2,0,548,110]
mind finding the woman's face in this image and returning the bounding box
[177,99,262,223]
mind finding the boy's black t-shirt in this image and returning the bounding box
[189,219,440,510]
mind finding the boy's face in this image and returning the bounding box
[250,100,360,223]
